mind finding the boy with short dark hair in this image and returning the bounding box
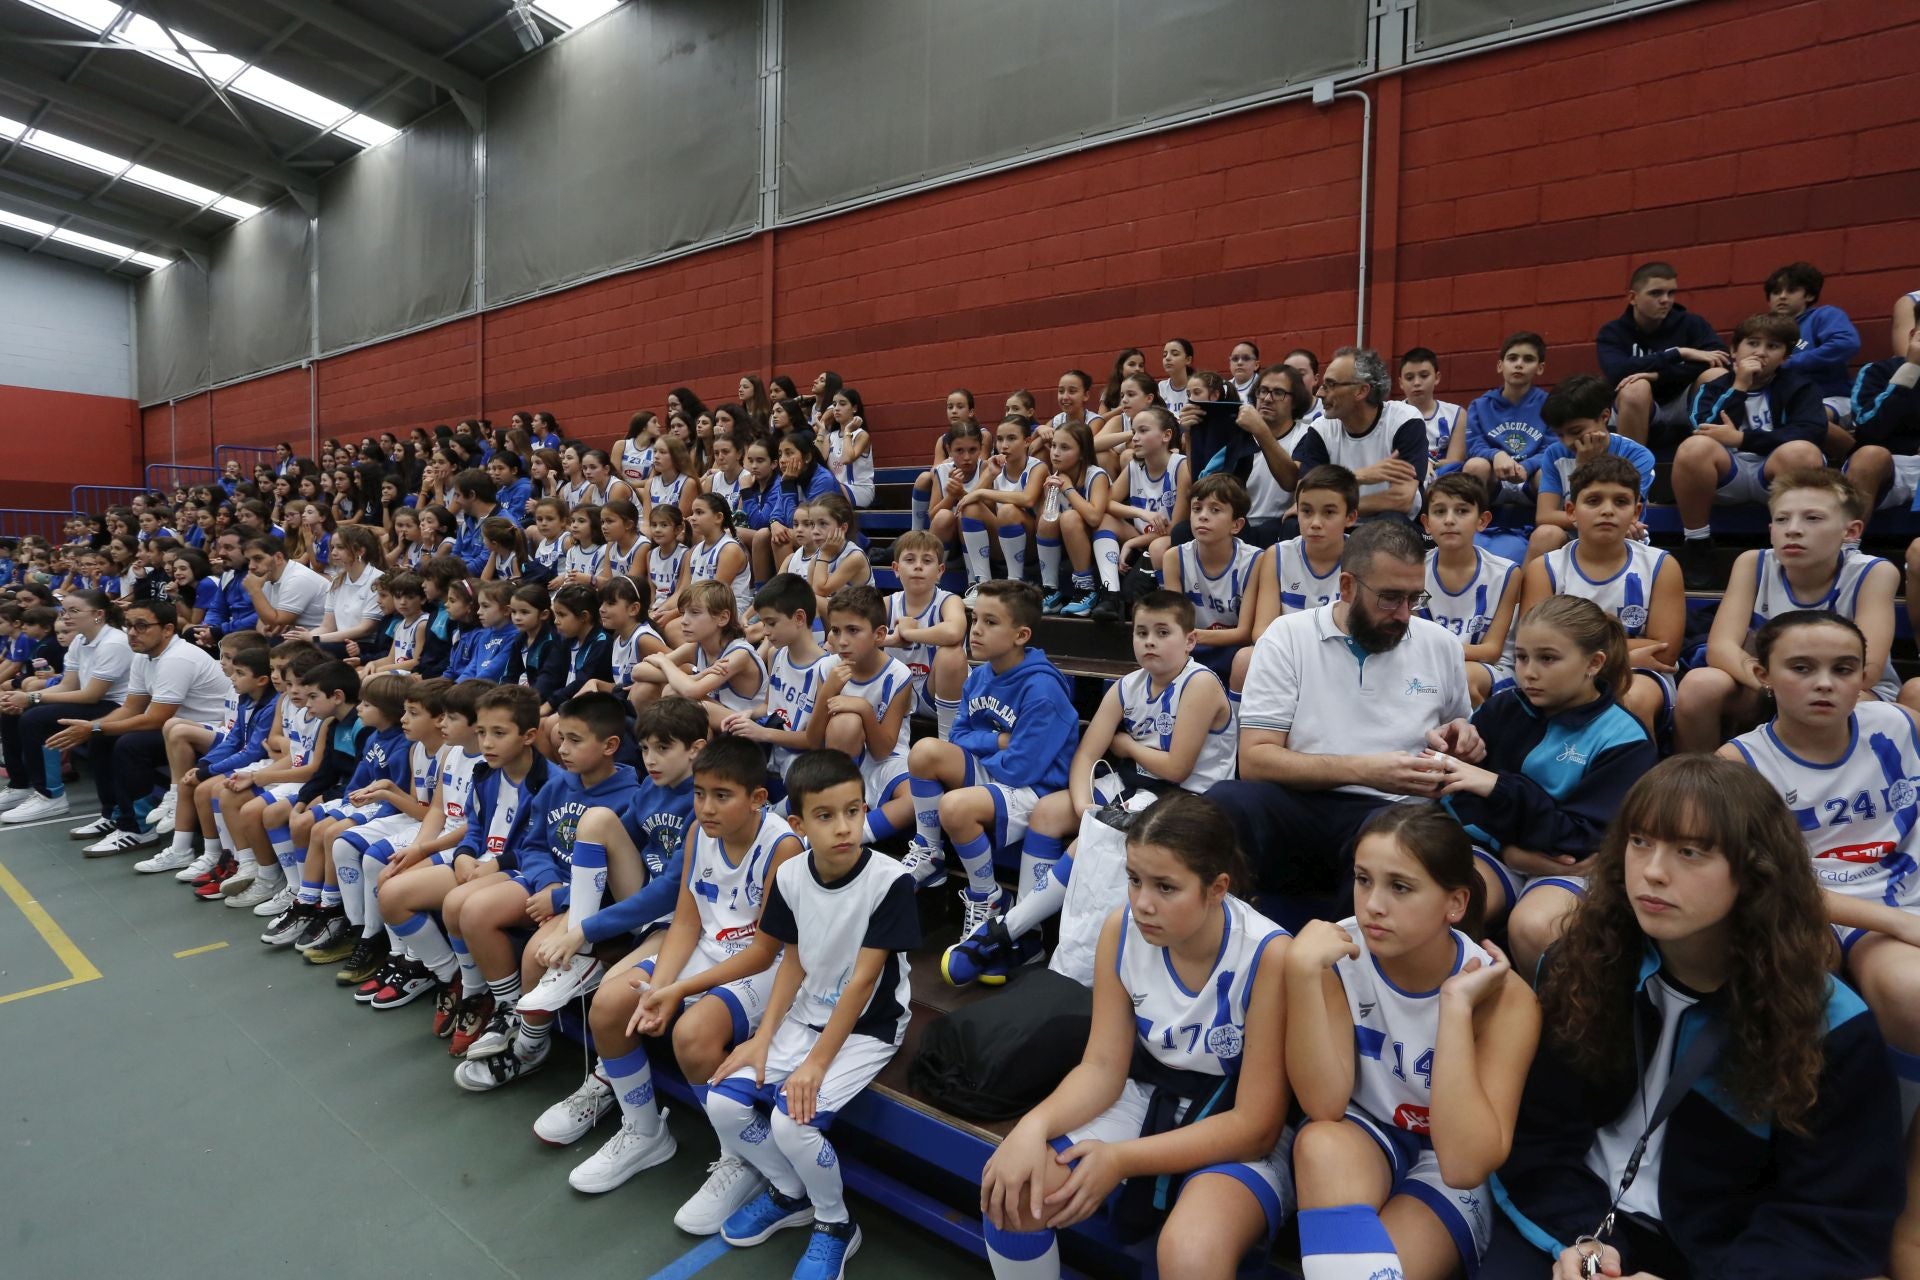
[1422,473,1521,705]
[1250,464,1356,639]
[1766,260,1861,409]
[695,748,920,1277]
[137,646,278,882]
[1527,372,1656,563]
[1598,259,1729,446]
[1397,346,1465,468]
[1520,455,1684,735]
[810,584,914,819]
[882,529,966,740]
[1671,312,1830,588]
[1461,331,1551,509]
[1158,473,1258,690]
[255,662,363,949]
[725,573,837,801]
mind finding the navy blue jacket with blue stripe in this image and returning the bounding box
[1850,356,1920,454]
[1492,949,1903,1279]
[1445,684,1655,858]
[1688,367,1825,455]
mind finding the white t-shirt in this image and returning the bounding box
[1246,419,1312,521]
[1584,972,1698,1223]
[324,563,383,634]
[129,636,233,724]
[263,561,328,629]
[1239,603,1470,799]
[69,626,134,703]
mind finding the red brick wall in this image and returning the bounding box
[137,0,1920,471]
[0,384,138,509]
[211,368,311,456]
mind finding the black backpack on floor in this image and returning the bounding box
[907,968,1093,1123]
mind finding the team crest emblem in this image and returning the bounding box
[816,1142,838,1169]
[1206,1025,1243,1059]
[1618,604,1648,632]
[1467,613,1489,634]
[1892,779,1918,812]
[338,865,359,884]
[624,1082,654,1107]
[593,870,608,894]
[740,1116,770,1145]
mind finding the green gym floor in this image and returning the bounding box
[0,809,979,1280]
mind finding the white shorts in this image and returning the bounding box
[961,752,1043,848]
[1053,1078,1296,1241]
[1472,844,1589,914]
[350,811,424,849]
[1345,1108,1492,1269]
[1471,662,1515,697]
[1871,454,1920,511]
[860,751,910,810]
[637,948,777,1046]
[1825,394,1853,426]
[709,1018,900,1128]
[259,781,302,806]
[1713,449,1772,505]
[1631,666,1676,735]
[315,799,385,826]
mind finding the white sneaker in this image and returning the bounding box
[83,829,157,857]
[151,789,179,834]
[69,815,116,840]
[176,849,219,883]
[515,951,606,1015]
[899,837,947,888]
[0,788,33,813]
[567,1114,676,1193]
[963,584,981,610]
[533,1071,615,1146]
[959,885,1007,939]
[252,883,296,917]
[135,844,197,874]
[227,875,283,909]
[219,864,258,896]
[2,792,69,823]
[675,1155,767,1235]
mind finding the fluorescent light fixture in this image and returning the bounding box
[0,202,172,269]
[12,0,399,148]
[0,108,262,218]
[533,0,623,27]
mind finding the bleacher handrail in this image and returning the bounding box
[70,485,151,516]
[215,444,277,471]
[145,463,219,493]
[0,508,70,541]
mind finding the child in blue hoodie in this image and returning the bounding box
[882,580,1078,940]
[1766,260,1861,412]
[1461,332,1551,524]
[445,581,517,682]
[452,691,660,1090]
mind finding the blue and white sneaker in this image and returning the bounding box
[899,837,947,889]
[1041,588,1069,616]
[941,912,1045,989]
[721,1188,814,1247]
[792,1220,862,1280]
[1060,587,1099,618]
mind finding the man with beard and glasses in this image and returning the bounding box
[1206,519,1482,897]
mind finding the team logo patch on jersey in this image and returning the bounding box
[1393,1103,1432,1134]
[1618,604,1648,632]
[1554,742,1588,765]
[1205,1024,1244,1059]
[1403,678,1438,697]
[1891,779,1918,812]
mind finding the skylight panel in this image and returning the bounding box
[123,164,261,217]
[0,207,55,236]
[229,65,349,129]
[22,0,121,30]
[533,0,622,28]
[25,127,129,174]
[130,251,170,269]
[0,114,25,140]
[335,115,398,147]
[0,200,171,269]
[213,195,260,218]
[0,113,260,219]
[49,225,124,256]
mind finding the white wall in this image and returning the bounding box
[0,245,133,399]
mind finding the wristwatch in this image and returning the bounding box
[28,691,40,705]
[90,721,103,735]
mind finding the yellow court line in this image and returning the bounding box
[0,860,102,1005]
[174,942,228,959]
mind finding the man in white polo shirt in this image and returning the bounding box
[52,599,234,857]
[1288,346,1430,520]
[1206,519,1483,895]
[242,535,328,636]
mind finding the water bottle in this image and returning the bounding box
[1040,482,1064,523]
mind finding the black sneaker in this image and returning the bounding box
[293,906,343,953]
[261,901,316,947]
[1677,537,1717,591]
[335,933,390,987]
[356,956,405,1003]
[1089,590,1123,623]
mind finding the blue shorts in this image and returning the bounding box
[1345,1108,1492,1270]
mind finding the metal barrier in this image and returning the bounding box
[70,485,151,516]
[0,508,70,540]
[215,444,278,472]
[145,463,220,493]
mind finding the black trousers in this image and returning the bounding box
[0,700,119,796]
[1202,779,1389,897]
[97,729,167,831]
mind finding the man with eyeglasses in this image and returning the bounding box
[51,600,232,857]
[0,591,131,824]
[1206,520,1482,898]
[1289,347,1430,521]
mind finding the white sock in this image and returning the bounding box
[998,525,1028,581]
[234,845,256,872]
[961,518,993,584]
[985,1222,1060,1280]
[911,487,930,532]
[909,776,944,850]
[169,830,195,854]
[705,1086,805,1199]
[361,853,386,939]
[397,911,457,982]
[331,837,363,927]
[600,1047,664,1134]
[1683,525,1711,541]
[1005,858,1068,936]
[568,840,608,938]
[452,937,484,996]
[254,861,285,888]
[211,805,236,855]
[774,1109,847,1224]
[1037,536,1063,590]
[935,696,958,741]
[1298,1205,1403,1279]
[1093,530,1122,592]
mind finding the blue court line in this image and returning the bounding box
[642,1235,732,1280]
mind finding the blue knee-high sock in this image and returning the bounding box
[1017,831,1065,907]
[40,745,63,797]
[863,805,904,843]
[1298,1204,1403,1280]
[911,487,930,531]
[1093,530,1122,592]
[1036,536,1063,591]
[909,776,944,849]
[984,1219,1059,1280]
[955,832,996,896]
[1891,1046,1920,1128]
[960,517,993,584]
[998,525,1028,581]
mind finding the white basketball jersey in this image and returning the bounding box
[1174,538,1260,630]
[993,455,1043,501]
[689,808,794,967]
[1336,917,1492,1138]
[697,637,766,713]
[841,656,914,782]
[1541,539,1669,638]
[931,458,984,502]
[438,747,482,829]
[1748,548,1899,700]
[1419,401,1464,463]
[650,472,687,510]
[1126,452,1186,529]
[390,614,426,665]
[646,543,688,604]
[532,536,564,573]
[886,588,955,687]
[706,468,747,510]
[689,534,752,620]
[1272,535,1343,612]
[828,428,874,490]
[764,648,839,775]
[1730,703,1920,910]
[563,542,606,579]
[1423,548,1518,673]
[609,624,661,689]
[1119,895,1288,1076]
[562,477,603,508]
[284,705,320,768]
[605,536,645,578]
[618,439,655,485]
[1116,659,1238,792]
[402,741,438,806]
[478,775,523,864]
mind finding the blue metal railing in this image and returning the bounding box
[70,485,151,515]
[145,463,219,493]
[215,444,278,472]
[0,508,69,540]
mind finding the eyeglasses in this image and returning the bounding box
[125,619,165,633]
[1318,377,1368,391]
[1255,386,1289,399]
[1350,577,1428,613]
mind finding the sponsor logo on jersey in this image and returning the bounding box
[1393,1103,1432,1133]
[715,923,757,948]
[1403,678,1439,697]
[1815,840,1895,865]
[1555,742,1589,765]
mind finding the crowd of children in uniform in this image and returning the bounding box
[1,270,1919,1280]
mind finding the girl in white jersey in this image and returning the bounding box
[647,436,696,522]
[575,574,667,697]
[528,499,568,579]
[638,504,689,628]
[702,434,748,513]
[955,417,1049,593]
[546,740,804,1202]
[1723,613,1920,1143]
[1037,422,1113,616]
[686,492,754,627]
[1285,803,1538,1280]
[980,795,1294,1280]
[633,580,765,732]
[558,445,602,510]
[1098,408,1190,601]
[822,386,876,508]
[597,499,648,589]
[616,410,659,489]
[801,493,871,621]
[557,504,606,588]
[925,420,988,562]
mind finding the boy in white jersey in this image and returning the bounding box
[691,750,920,1278]
[138,643,276,879]
[542,738,803,1207]
[810,585,914,813]
[1159,474,1259,691]
[1397,345,1466,469]
[1677,468,1898,753]
[330,678,449,993]
[1421,473,1520,705]
[227,657,348,937]
[1248,464,1355,645]
[725,574,837,803]
[1520,454,1683,736]
[363,572,429,674]
[880,530,966,740]
[372,678,492,1025]
[944,591,1236,987]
